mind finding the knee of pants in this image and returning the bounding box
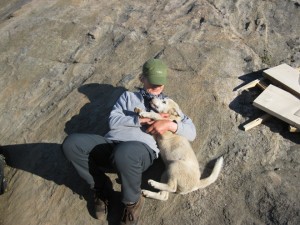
[113,146,140,171]
[61,134,81,160]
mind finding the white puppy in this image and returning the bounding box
[135,98,223,201]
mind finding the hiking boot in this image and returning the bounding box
[93,190,109,220]
[120,196,145,225]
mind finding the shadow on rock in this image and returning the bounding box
[230,69,266,124]
[230,70,300,144]
[0,143,100,218]
[64,83,126,135]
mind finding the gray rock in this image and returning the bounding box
[0,0,299,225]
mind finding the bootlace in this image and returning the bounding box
[122,203,136,222]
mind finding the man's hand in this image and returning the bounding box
[159,113,170,119]
[139,112,170,126]
[139,117,155,125]
[146,120,178,135]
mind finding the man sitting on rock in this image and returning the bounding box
[62,58,196,225]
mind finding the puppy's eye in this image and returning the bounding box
[162,100,166,104]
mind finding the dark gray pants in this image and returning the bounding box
[62,133,156,204]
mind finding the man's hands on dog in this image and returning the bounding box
[146,120,178,135]
[138,113,178,135]
[139,113,170,125]
[134,106,177,135]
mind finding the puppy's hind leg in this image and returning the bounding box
[148,163,180,192]
[141,170,171,200]
[148,178,177,193]
[142,190,169,201]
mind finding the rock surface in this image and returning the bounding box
[0,0,299,225]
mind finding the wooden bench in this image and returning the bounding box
[263,63,300,98]
[253,84,300,129]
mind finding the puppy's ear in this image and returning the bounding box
[167,100,182,118]
[168,108,180,117]
[168,107,182,122]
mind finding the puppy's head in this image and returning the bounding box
[150,98,182,121]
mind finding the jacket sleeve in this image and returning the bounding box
[108,92,141,129]
[175,113,197,142]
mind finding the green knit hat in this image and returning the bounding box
[142,59,168,85]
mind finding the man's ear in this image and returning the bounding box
[139,74,145,82]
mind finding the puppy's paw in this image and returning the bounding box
[141,189,151,197]
[134,107,142,114]
[139,112,149,118]
[148,179,157,188]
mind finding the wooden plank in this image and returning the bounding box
[243,114,271,131]
[263,63,300,98]
[236,77,266,92]
[253,84,300,129]
[289,125,299,132]
[256,80,268,90]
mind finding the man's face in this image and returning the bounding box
[142,77,165,95]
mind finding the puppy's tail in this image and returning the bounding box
[197,156,224,189]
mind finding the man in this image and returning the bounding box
[62,58,196,225]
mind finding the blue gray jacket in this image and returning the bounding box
[105,90,196,157]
